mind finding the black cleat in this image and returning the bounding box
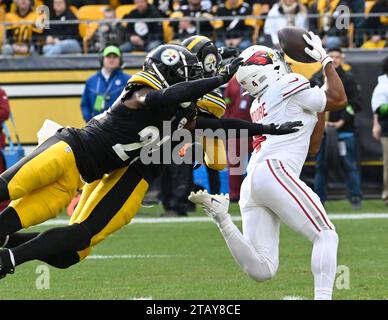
[0,249,15,279]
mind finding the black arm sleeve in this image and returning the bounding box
[195,118,273,138]
[143,76,224,110]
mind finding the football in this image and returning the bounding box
[278,27,316,63]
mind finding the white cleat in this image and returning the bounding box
[188,190,230,224]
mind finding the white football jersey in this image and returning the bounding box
[247,72,326,176]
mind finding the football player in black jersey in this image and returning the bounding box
[0,44,302,278]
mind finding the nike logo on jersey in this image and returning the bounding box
[288,77,299,83]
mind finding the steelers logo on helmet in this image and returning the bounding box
[161,48,180,66]
[203,53,217,73]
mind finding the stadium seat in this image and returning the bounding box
[163,20,174,43]
[0,6,5,49]
[77,5,108,53]
[115,4,137,27]
[70,5,78,15]
[365,1,376,14]
[115,4,137,19]
[251,4,266,44]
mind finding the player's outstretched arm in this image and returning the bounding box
[142,58,243,110]
[303,31,347,111]
[194,118,303,138]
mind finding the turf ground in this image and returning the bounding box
[0,200,387,300]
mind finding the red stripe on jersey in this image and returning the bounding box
[252,135,266,152]
[283,81,310,97]
[278,160,332,230]
[266,160,321,232]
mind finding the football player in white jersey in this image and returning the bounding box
[189,32,347,300]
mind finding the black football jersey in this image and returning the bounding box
[57,84,196,183]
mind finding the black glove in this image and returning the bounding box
[218,46,241,59]
[263,121,303,135]
[173,102,198,130]
[217,57,243,85]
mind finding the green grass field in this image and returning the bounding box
[0,200,387,300]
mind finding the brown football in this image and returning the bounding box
[278,27,316,63]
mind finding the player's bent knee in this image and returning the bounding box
[246,260,278,282]
[205,162,227,171]
[65,224,91,251]
[41,224,91,253]
[315,229,339,246]
[41,251,81,269]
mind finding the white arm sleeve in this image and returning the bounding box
[292,86,327,112]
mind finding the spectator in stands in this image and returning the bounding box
[309,0,348,49]
[0,0,13,12]
[311,47,363,210]
[81,45,130,122]
[120,0,163,53]
[42,0,81,56]
[68,0,109,7]
[0,0,6,50]
[371,57,388,205]
[223,75,253,202]
[214,0,253,50]
[263,0,308,47]
[2,0,43,56]
[361,32,388,49]
[152,0,176,17]
[362,0,388,31]
[89,7,125,53]
[0,87,10,211]
[361,0,388,47]
[170,0,214,42]
[179,0,216,13]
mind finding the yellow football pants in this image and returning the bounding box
[69,165,149,260]
[201,137,227,171]
[3,138,83,228]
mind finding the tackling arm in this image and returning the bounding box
[194,118,302,138]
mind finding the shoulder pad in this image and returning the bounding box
[197,90,226,118]
[126,71,163,91]
[274,73,311,99]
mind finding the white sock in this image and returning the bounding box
[217,215,275,281]
[311,230,339,300]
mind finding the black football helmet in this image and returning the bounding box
[182,35,221,78]
[143,44,203,87]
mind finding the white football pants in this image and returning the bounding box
[218,159,338,300]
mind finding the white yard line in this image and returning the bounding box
[282,296,307,300]
[41,213,388,226]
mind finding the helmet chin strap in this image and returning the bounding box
[151,62,170,88]
[179,51,189,81]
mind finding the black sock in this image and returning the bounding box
[39,251,80,269]
[0,207,22,238]
[5,232,40,248]
[12,224,90,266]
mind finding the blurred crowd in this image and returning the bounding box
[0,0,388,56]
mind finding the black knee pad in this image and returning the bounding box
[42,251,80,269]
[41,223,91,253]
[62,224,91,251]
